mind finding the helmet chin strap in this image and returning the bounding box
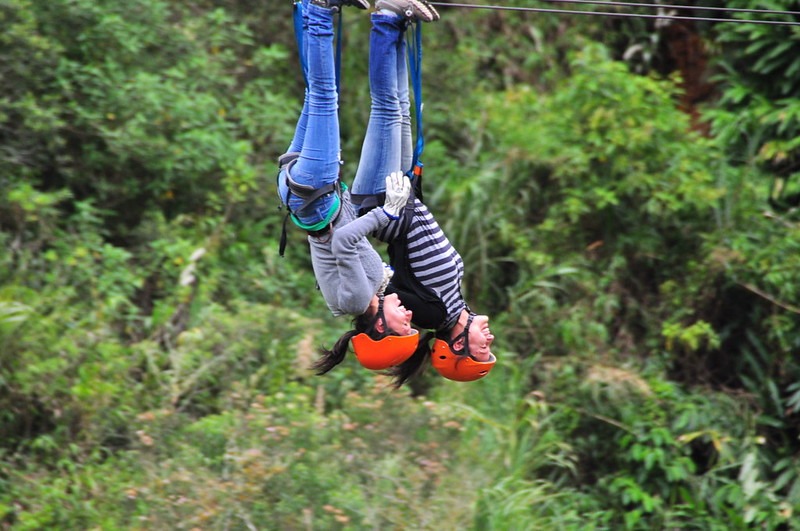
[368,293,390,336]
[448,311,476,356]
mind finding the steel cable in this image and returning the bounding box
[536,0,800,17]
[429,1,800,26]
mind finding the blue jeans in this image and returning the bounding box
[351,14,413,206]
[278,1,340,227]
[286,0,310,153]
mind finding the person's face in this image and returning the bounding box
[466,315,494,362]
[380,293,413,336]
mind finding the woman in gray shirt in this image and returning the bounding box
[276,0,420,369]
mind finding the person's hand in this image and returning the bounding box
[382,171,411,220]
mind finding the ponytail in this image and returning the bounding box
[313,329,360,374]
[386,331,433,388]
[313,311,383,375]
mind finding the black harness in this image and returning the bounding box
[277,153,342,257]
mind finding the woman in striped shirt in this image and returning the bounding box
[316,0,496,384]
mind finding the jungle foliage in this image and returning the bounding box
[2,0,800,529]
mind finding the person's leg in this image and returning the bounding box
[286,0,311,154]
[287,0,369,155]
[397,30,413,174]
[350,13,406,206]
[279,2,341,226]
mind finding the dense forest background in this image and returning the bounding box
[2,0,800,528]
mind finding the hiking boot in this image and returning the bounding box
[312,0,370,10]
[376,0,440,22]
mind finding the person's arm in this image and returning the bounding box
[330,174,411,315]
[330,207,391,315]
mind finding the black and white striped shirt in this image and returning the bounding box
[374,198,466,328]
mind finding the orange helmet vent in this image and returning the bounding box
[351,330,420,370]
[430,339,496,382]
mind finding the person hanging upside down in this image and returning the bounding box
[276,0,421,371]
[314,0,497,384]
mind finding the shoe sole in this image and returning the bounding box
[378,0,438,22]
[420,0,440,20]
[336,0,370,9]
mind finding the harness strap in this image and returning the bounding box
[279,212,292,257]
[278,159,342,257]
[351,192,385,215]
[406,21,425,190]
[285,174,340,206]
[278,151,300,168]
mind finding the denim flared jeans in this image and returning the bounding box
[350,13,414,205]
[277,1,340,227]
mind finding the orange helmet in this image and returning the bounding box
[430,312,495,382]
[352,330,420,370]
[431,338,496,381]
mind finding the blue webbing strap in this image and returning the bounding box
[293,2,309,86]
[406,21,425,179]
[292,2,343,93]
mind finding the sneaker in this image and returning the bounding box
[376,0,440,22]
[312,0,370,11]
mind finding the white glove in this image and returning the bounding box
[382,171,412,220]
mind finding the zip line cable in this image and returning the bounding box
[429,2,800,26]
[535,0,800,18]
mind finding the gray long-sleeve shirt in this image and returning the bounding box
[309,190,390,317]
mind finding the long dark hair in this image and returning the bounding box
[312,311,392,375]
[385,331,434,388]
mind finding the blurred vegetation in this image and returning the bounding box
[2,0,800,529]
